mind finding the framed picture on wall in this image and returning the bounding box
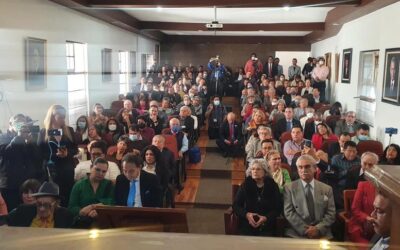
[102,48,112,81]
[335,53,340,83]
[341,48,352,83]
[25,37,47,90]
[382,48,400,105]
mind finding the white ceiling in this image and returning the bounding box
[162,30,312,36]
[124,7,334,24]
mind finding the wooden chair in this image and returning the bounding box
[280,131,292,149]
[224,184,240,235]
[338,189,357,241]
[357,140,384,158]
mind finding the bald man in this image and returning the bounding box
[216,112,243,157]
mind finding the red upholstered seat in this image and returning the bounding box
[356,140,384,158]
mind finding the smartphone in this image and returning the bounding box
[304,139,312,148]
[48,129,63,137]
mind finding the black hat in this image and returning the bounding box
[31,182,60,198]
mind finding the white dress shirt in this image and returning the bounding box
[301,179,315,197]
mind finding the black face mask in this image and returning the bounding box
[138,123,146,129]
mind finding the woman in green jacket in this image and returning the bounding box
[266,150,291,193]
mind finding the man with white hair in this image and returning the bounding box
[245,125,281,163]
[284,154,336,239]
[346,151,379,190]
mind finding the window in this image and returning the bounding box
[66,41,88,128]
[118,51,129,95]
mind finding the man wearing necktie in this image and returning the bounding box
[370,192,392,250]
[216,112,242,157]
[283,155,336,239]
[385,57,398,100]
[264,56,275,78]
[115,154,162,207]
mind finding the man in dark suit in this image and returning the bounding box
[263,56,277,79]
[274,107,301,140]
[384,56,399,100]
[327,132,351,160]
[179,106,195,145]
[345,152,378,190]
[216,112,242,157]
[370,192,392,250]
[283,87,299,108]
[115,154,162,207]
[303,112,323,140]
[334,111,360,136]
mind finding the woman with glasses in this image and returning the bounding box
[38,105,78,207]
[265,150,291,193]
[233,159,282,236]
[7,182,73,228]
[68,158,114,225]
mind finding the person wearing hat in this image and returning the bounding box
[6,181,73,228]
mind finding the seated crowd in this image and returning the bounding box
[0,54,396,248]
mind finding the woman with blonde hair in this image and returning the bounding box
[265,150,291,193]
[38,105,77,206]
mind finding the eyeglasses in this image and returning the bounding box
[36,201,55,209]
[94,168,107,174]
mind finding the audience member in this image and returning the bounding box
[7,182,73,228]
[288,58,301,81]
[273,107,301,140]
[88,103,108,133]
[107,136,129,168]
[335,111,359,136]
[293,98,309,120]
[0,114,43,211]
[302,57,315,80]
[233,159,282,236]
[114,154,162,207]
[137,116,155,143]
[246,126,281,163]
[380,143,400,165]
[141,145,169,193]
[20,179,42,206]
[38,105,78,207]
[346,152,378,190]
[327,132,352,160]
[351,124,370,144]
[74,140,120,182]
[311,57,330,101]
[68,158,114,219]
[205,96,227,139]
[74,115,89,145]
[283,126,305,166]
[301,78,314,96]
[303,111,323,140]
[127,124,150,154]
[266,150,291,193]
[152,135,175,184]
[269,99,286,122]
[216,112,242,157]
[283,155,335,239]
[102,118,123,146]
[369,192,392,250]
[311,123,338,151]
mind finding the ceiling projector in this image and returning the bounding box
[205,21,223,30]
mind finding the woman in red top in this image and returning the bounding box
[311,122,338,150]
[347,181,375,243]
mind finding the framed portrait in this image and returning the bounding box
[102,48,112,81]
[341,48,352,83]
[335,53,340,83]
[382,48,400,105]
[25,37,47,90]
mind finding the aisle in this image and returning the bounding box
[175,97,245,234]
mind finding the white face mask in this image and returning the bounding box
[108,124,117,131]
[319,61,324,65]
[306,113,314,119]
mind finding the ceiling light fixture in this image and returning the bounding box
[332,23,340,26]
[156,6,163,12]
[198,30,203,32]
[258,30,264,32]
[283,6,291,11]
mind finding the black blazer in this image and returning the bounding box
[345,165,364,190]
[233,176,282,235]
[114,171,162,208]
[273,118,301,140]
[304,120,316,140]
[219,121,242,143]
[7,204,73,228]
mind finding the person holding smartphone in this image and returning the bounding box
[38,105,78,207]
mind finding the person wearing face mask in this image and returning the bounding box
[74,116,89,145]
[205,96,227,139]
[102,118,122,147]
[311,57,330,102]
[0,114,44,211]
[175,95,195,116]
[351,124,371,144]
[127,125,149,155]
[136,116,155,144]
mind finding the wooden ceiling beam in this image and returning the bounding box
[140,22,325,32]
[88,0,361,8]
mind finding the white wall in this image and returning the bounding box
[311,2,400,145]
[0,0,158,131]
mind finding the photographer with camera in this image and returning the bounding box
[0,114,44,211]
[38,105,78,207]
[244,53,263,80]
[207,55,227,98]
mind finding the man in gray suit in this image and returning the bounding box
[334,111,360,136]
[283,154,336,239]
